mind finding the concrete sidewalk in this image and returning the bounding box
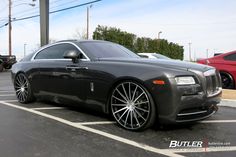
[222,89,236,100]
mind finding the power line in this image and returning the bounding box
[12,0,101,22]
[50,0,82,10]
[0,23,8,29]
[11,0,63,18]
[0,0,102,29]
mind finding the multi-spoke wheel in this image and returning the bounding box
[111,81,156,131]
[14,73,35,103]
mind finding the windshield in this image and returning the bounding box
[78,41,140,60]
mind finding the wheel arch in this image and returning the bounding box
[104,76,158,117]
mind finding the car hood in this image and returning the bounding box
[99,58,213,72]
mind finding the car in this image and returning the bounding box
[11,40,222,131]
[197,50,236,89]
[0,54,17,72]
[138,53,171,59]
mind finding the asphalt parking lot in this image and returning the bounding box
[0,71,236,157]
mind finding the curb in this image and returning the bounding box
[219,99,236,108]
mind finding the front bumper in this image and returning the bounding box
[154,77,222,124]
[175,89,221,122]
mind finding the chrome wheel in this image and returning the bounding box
[111,81,153,130]
[14,73,33,103]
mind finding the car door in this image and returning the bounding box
[33,43,87,103]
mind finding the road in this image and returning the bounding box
[0,71,236,157]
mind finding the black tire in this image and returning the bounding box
[14,73,35,103]
[0,64,3,72]
[220,72,235,89]
[110,81,156,131]
[4,65,12,69]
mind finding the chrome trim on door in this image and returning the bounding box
[31,41,91,61]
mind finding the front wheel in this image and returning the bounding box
[110,81,156,131]
[14,73,35,103]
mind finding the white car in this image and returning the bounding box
[138,53,171,59]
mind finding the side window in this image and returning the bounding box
[139,55,148,58]
[224,53,236,61]
[35,43,82,59]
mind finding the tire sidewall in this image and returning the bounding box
[15,73,35,103]
[110,80,156,131]
[220,72,235,89]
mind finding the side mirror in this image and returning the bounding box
[63,50,79,63]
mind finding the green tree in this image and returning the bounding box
[93,25,184,60]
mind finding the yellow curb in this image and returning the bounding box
[222,89,236,100]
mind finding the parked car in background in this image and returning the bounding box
[197,50,236,89]
[0,54,17,72]
[138,53,171,59]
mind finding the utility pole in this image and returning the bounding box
[7,0,35,56]
[188,42,192,61]
[8,0,12,56]
[40,0,49,46]
[86,5,92,40]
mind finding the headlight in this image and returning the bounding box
[175,76,196,85]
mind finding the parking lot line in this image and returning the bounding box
[200,120,236,123]
[0,91,15,93]
[31,107,66,110]
[0,94,16,96]
[166,146,236,153]
[1,100,18,102]
[0,101,184,157]
[74,121,116,125]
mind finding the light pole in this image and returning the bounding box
[24,43,27,57]
[188,42,192,61]
[206,49,209,58]
[8,0,12,56]
[158,31,162,39]
[87,5,93,40]
[8,0,35,56]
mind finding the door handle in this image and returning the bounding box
[66,66,88,70]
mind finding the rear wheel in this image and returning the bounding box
[220,72,235,89]
[4,65,12,69]
[0,64,3,72]
[110,81,156,131]
[14,73,35,103]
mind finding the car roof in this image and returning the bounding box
[211,50,236,59]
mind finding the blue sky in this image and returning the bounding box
[0,0,236,60]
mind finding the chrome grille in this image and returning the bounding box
[204,69,221,97]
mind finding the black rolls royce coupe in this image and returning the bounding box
[11,40,222,131]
